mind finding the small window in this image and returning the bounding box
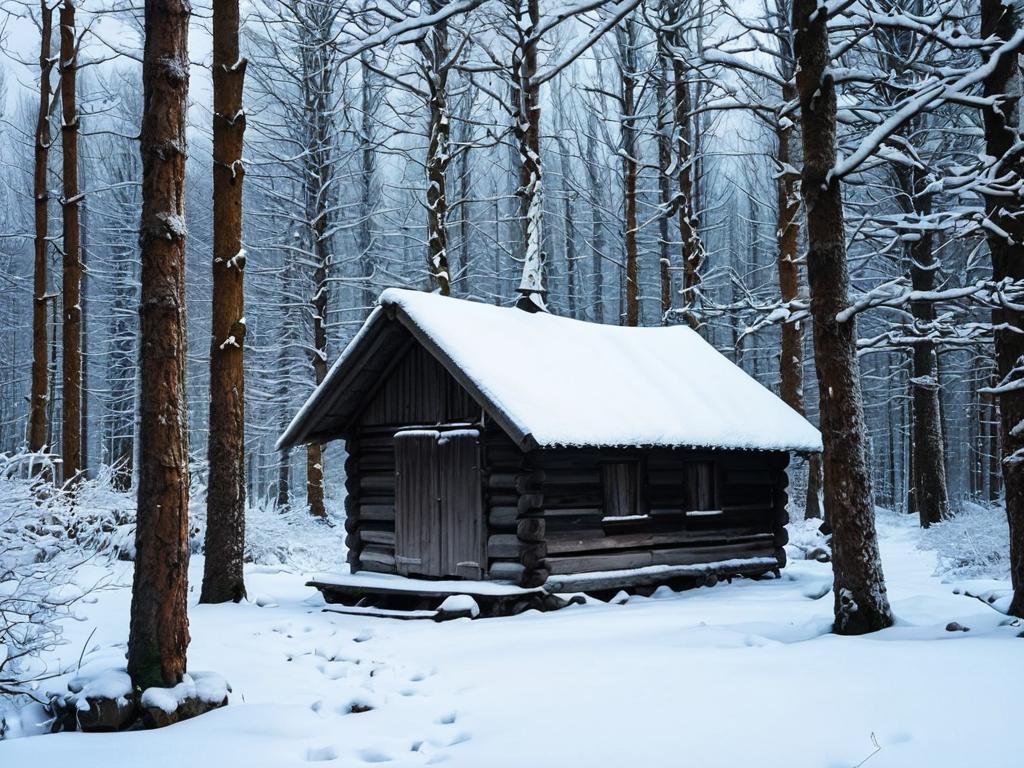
[601,461,646,521]
[684,461,717,514]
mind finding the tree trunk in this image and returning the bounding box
[891,162,949,527]
[775,82,822,520]
[307,219,328,519]
[793,0,893,634]
[201,0,247,604]
[59,0,82,485]
[358,56,377,313]
[512,0,546,309]
[29,0,53,456]
[129,0,192,690]
[80,193,89,476]
[980,0,1024,617]
[422,3,450,296]
[655,49,673,324]
[585,119,605,323]
[618,22,639,327]
[671,37,702,329]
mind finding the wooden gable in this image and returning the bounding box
[357,343,482,429]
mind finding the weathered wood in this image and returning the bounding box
[359,473,395,493]
[360,504,396,521]
[519,541,547,570]
[514,471,545,494]
[395,431,438,576]
[437,430,485,576]
[543,558,778,592]
[487,472,520,489]
[487,534,521,559]
[360,547,396,567]
[726,469,773,485]
[545,528,770,555]
[516,517,546,542]
[488,506,519,529]
[517,493,544,514]
[488,561,526,582]
[547,550,653,575]
[651,542,774,566]
[360,529,396,546]
[358,559,397,574]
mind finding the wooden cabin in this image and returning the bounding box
[278,289,822,592]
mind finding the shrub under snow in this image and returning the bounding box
[918,501,1011,581]
[0,451,345,736]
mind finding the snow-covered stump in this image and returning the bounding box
[139,672,230,728]
[48,665,230,732]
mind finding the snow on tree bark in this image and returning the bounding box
[980,0,1024,618]
[129,0,192,689]
[669,23,703,330]
[202,0,248,604]
[421,0,451,296]
[792,0,893,634]
[512,0,546,311]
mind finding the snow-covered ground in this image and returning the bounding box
[2,510,1019,767]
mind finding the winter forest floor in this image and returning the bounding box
[3,509,1019,768]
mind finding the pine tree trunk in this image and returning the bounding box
[201,0,247,604]
[775,85,823,520]
[981,0,1024,617]
[618,23,639,327]
[793,0,893,634]
[80,195,89,475]
[129,0,191,690]
[59,0,82,485]
[29,0,53,456]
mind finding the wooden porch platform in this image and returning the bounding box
[309,555,779,619]
[308,573,573,620]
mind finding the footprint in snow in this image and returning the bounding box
[305,745,338,762]
[353,629,375,643]
[358,747,393,763]
[435,712,457,725]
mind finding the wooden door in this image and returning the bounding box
[394,430,440,576]
[394,428,483,579]
[437,430,484,579]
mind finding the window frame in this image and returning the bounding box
[599,459,648,522]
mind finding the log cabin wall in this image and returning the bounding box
[344,344,482,575]
[491,448,790,587]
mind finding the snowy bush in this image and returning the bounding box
[918,501,1010,581]
[0,455,103,733]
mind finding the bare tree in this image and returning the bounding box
[793,0,892,634]
[980,0,1024,617]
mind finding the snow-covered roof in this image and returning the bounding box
[277,288,822,453]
